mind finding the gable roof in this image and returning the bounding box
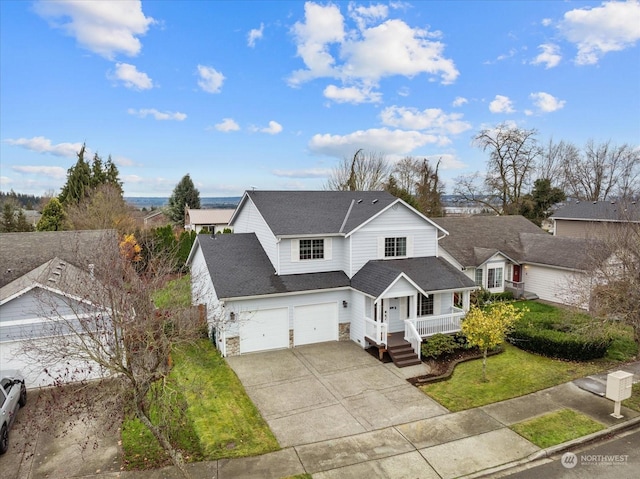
[551,200,640,223]
[432,216,546,267]
[351,257,476,298]
[1,257,100,305]
[194,233,350,299]
[186,208,233,226]
[231,190,400,236]
[0,230,118,288]
[520,233,606,270]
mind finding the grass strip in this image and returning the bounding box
[511,409,605,448]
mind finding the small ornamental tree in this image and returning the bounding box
[462,303,526,381]
[37,197,68,231]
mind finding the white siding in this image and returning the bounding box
[350,205,438,275]
[348,290,368,348]
[189,244,220,326]
[523,265,585,307]
[231,197,278,268]
[383,276,416,298]
[278,237,346,275]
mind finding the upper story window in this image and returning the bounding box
[300,239,324,260]
[385,237,407,257]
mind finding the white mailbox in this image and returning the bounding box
[606,370,634,418]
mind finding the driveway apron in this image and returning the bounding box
[226,341,448,447]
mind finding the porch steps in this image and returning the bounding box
[388,342,421,368]
[522,291,539,300]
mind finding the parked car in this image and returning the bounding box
[0,370,27,454]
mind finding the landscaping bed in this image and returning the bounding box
[408,346,502,385]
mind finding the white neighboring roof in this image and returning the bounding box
[186,209,234,225]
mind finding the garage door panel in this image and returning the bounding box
[294,302,338,346]
[239,308,289,354]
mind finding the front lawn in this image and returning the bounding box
[623,383,640,412]
[511,409,605,448]
[420,343,607,411]
[122,340,279,469]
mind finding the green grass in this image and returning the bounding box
[511,409,605,448]
[623,383,640,412]
[122,340,279,469]
[170,341,279,458]
[153,274,192,308]
[420,343,608,411]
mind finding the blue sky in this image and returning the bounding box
[1,1,639,197]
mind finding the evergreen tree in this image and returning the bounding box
[520,178,566,226]
[384,176,420,210]
[1,202,16,232]
[416,159,444,217]
[167,174,200,225]
[15,209,34,232]
[37,197,67,231]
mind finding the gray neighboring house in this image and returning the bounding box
[188,190,476,365]
[551,200,640,238]
[432,215,604,307]
[0,230,116,387]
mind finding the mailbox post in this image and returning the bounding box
[605,370,634,419]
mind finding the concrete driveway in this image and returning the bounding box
[227,341,449,447]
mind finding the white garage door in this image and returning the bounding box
[239,308,289,354]
[294,302,338,346]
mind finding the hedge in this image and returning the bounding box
[508,327,610,361]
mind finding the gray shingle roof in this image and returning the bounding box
[238,190,398,236]
[196,234,350,299]
[0,230,118,288]
[432,216,546,267]
[551,200,640,222]
[520,233,605,270]
[351,257,476,298]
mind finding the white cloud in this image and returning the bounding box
[380,106,471,135]
[531,43,562,69]
[12,165,67,179]
[541,18,553,27]
[33,0,154,60]
[308,128,441,158]
[247,23,264,47]
[4,136,82,157]
[530,92,566,113]
[255,121,283,135]
[0,176,11,186]
[197,65,225,93]
[452,96,468,107]
[111,62,153,89]
[112,155,136,167]
[127,108,187,121]
[214,118,240,132]
[489,95,515,113]
[323,84,382,104]
[289,2,458,90]
[560,0,640,65]
[271,168,332,178]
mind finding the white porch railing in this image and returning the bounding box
[406,306,465,338]
[364,316,388,347]
[404,320,422,360]
[505,280,525,298]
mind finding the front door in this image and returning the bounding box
[384,298,403,333]
[513,265,521,282]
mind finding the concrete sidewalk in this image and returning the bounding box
[107,361,640,479]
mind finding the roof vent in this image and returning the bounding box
[593,201,597,204]
[611,201,616,205]
[357,199,363,204]
[372,199,378,204]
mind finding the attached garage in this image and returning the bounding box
[239,307,289,354]
[294,302,338,346]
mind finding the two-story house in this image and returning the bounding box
[187,190,476,365]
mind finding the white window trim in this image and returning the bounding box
[291,238,331,262]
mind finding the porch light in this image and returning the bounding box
[342,300,348,308]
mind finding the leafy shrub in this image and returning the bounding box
[453,331,469,348]
[508,327,610,361]
[421,333,458,359]
[491,291,514,302]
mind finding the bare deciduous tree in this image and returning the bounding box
[415,158,444,217]
[473,123,542,214]
[18,232,205,477]
[66,184,137,234]
[562,140,640,201]
[325,149,391,191]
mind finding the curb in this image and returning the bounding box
[461,415,640,478]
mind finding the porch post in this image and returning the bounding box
[412,292,418,318]
[463,291,471,311]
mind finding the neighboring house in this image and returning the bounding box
[142,210,171,228]
[184,208,234,233]
[0,230,116,387]
[550,200,640,239]
[432,216,605,307]
[188,191,476,365]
